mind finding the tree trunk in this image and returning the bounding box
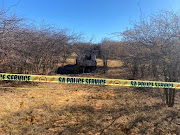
[103,57,108,73]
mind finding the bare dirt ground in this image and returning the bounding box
[0,59,179,135]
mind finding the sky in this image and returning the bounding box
[1,0,180,43]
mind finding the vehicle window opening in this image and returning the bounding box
[85,55,91,60]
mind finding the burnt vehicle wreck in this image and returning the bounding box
[57,51,97,74]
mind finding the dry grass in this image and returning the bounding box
[0,59,180,135]
[107,60,123,68]
[66,58,76,65]
[96,59,104,67]
[96,59,123,67]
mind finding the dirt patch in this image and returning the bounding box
[0,83,179,135]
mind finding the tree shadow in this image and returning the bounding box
[57,64,97,74]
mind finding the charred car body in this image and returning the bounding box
[76,51,97,73]
[57,51,97,74]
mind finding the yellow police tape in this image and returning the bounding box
[0,73,180,89]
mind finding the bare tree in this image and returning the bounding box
[119,10,180,106]
[0,7,80,75]
[100,38,124,73]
